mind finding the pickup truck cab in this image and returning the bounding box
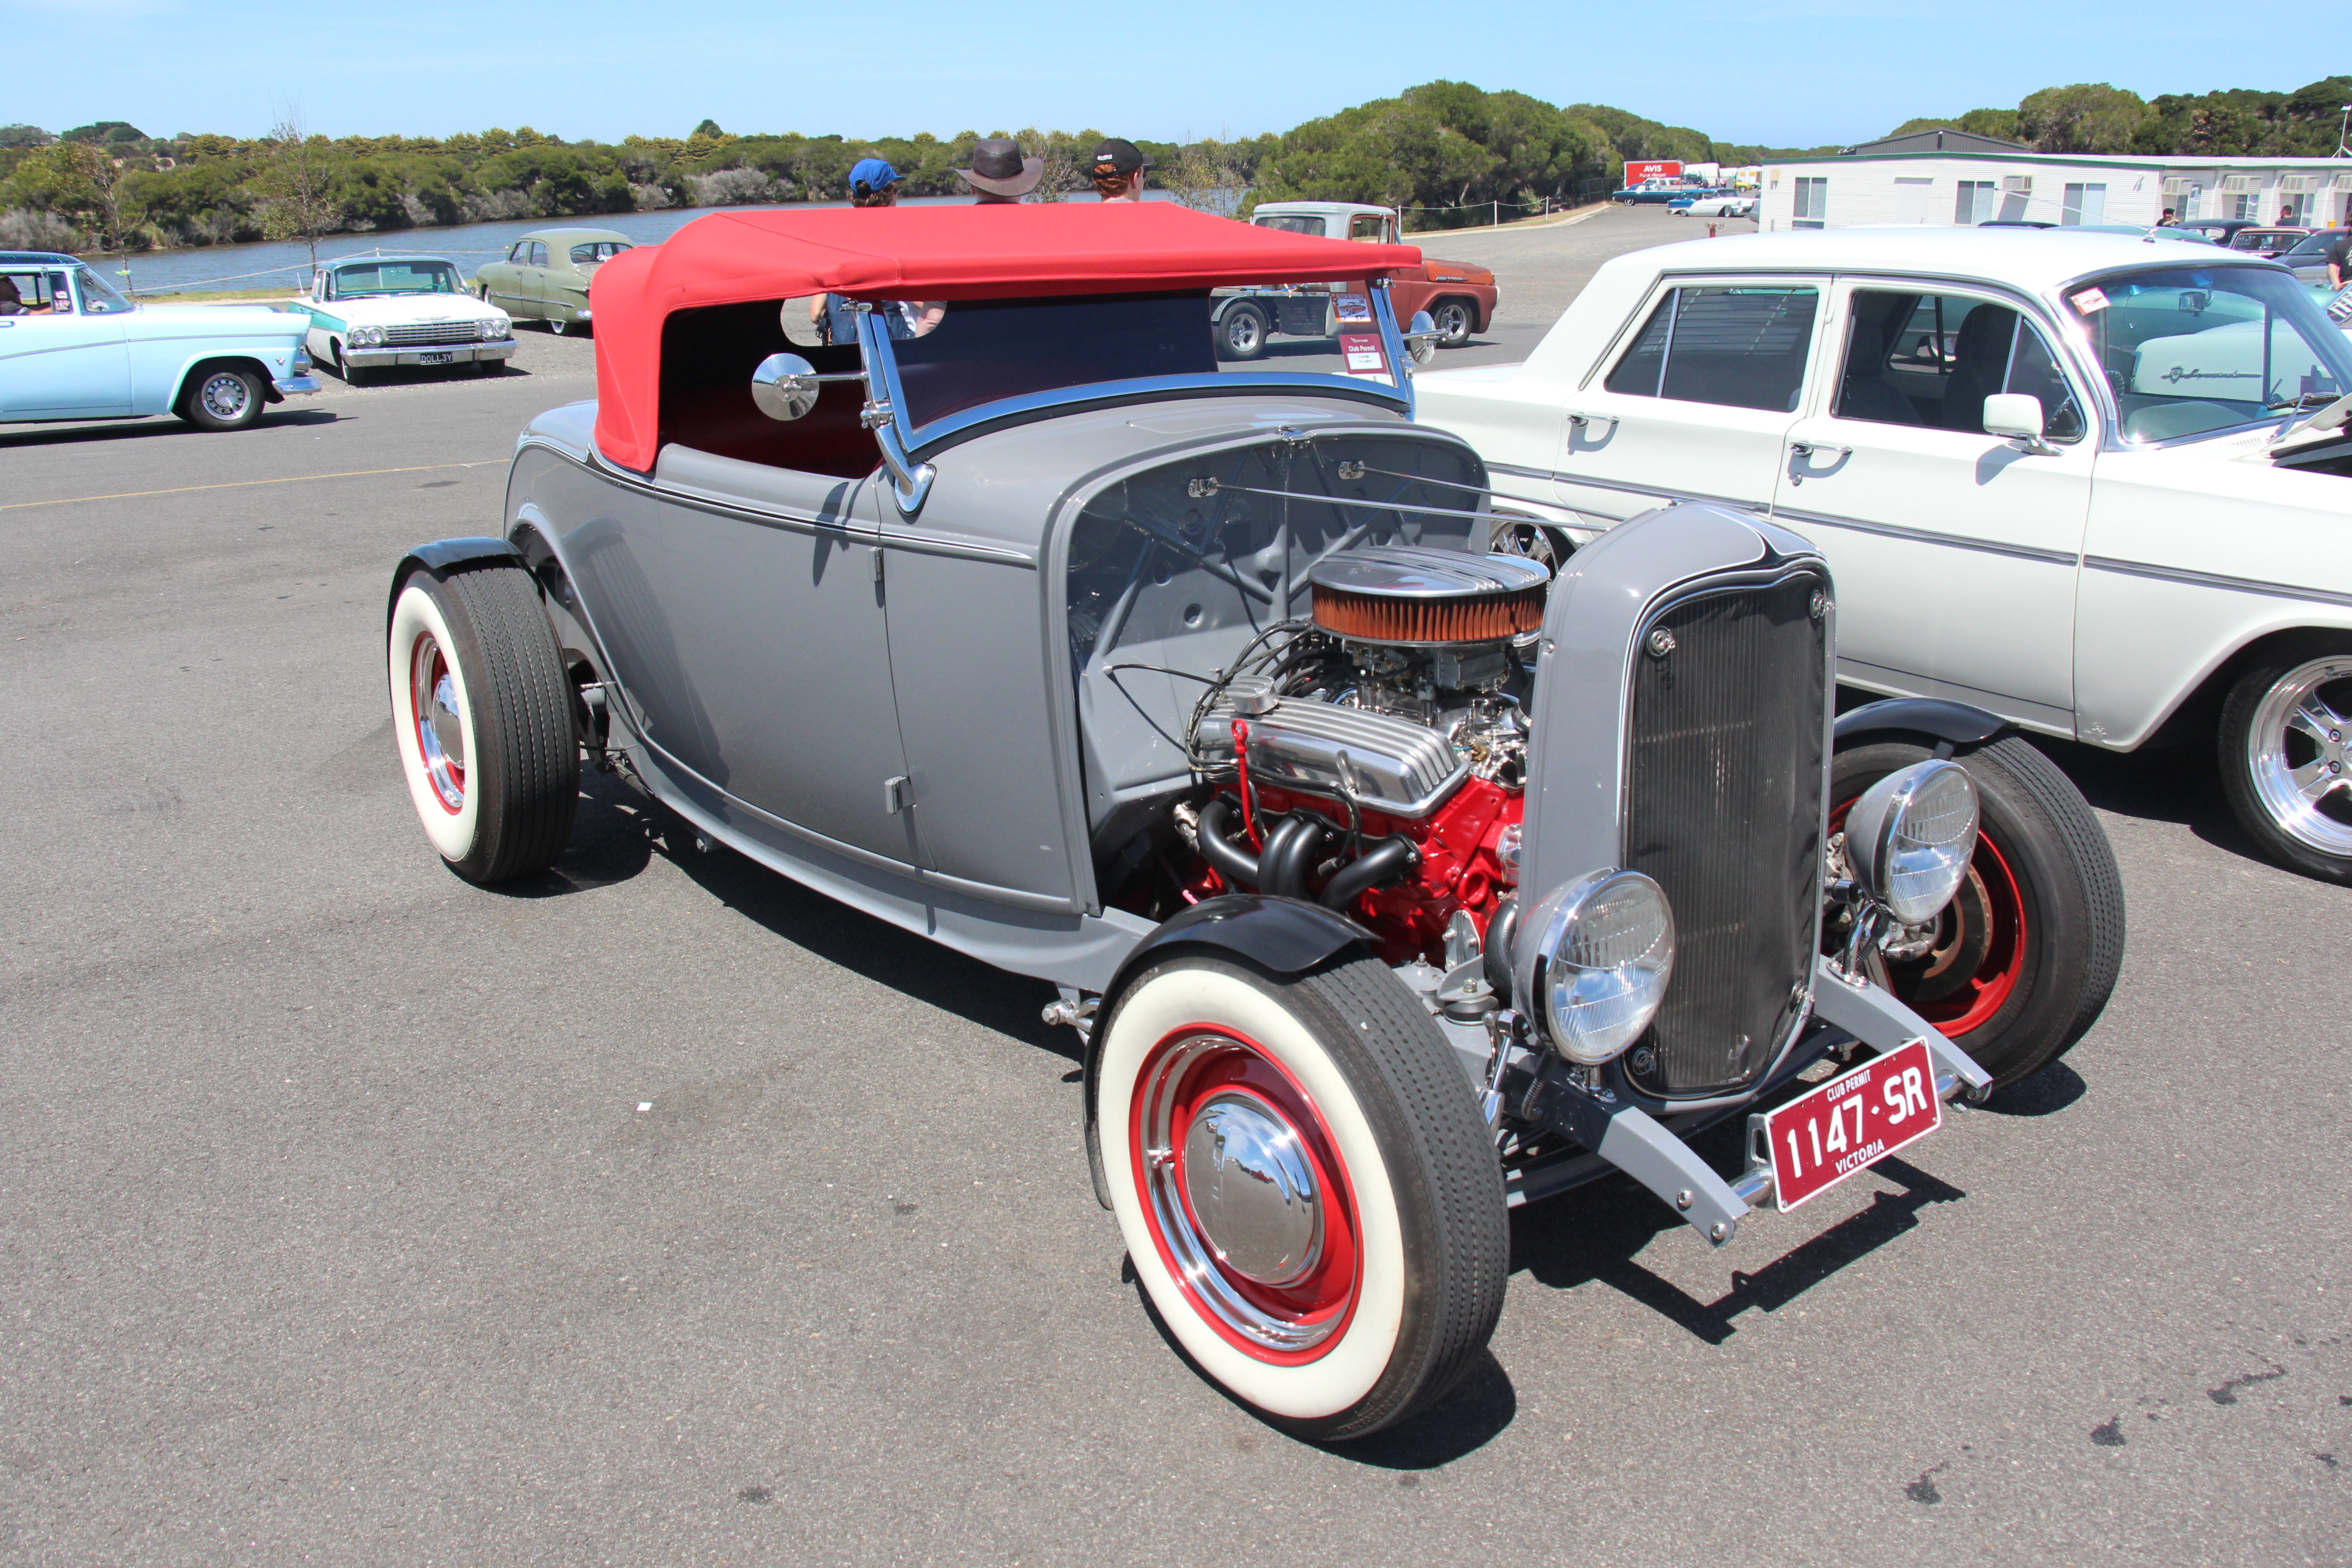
[1415,227,2352,883]
[1223,201,1496,358]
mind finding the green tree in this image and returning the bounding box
[2016,84,2147,153]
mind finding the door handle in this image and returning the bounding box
[1789,441,1851,460]
[1564,409,1617,434]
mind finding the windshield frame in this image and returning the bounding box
[2056,259,2352,447]
[324,258,465,301]
[862,285,1415,457]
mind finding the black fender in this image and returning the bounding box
[1833,696,2004,755]
[1080,894,1377,1208]
[385,536,526,627]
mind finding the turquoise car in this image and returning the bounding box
[0,250,318,431]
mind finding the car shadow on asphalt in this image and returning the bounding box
[2026,731,2276,871]
[1508,1142,1968,1349]
[549,769,1076,1061]
[0,407,339,446]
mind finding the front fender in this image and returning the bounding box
[385,536,527,627]
[1833,696,2004,751]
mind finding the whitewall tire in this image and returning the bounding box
[387,563,578,882]
[1096,952,1506,1440]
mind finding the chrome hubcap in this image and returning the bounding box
[200,372,249,420]
[2249,657,2352,856]
[412,632,466,813]
[1180,1092,1324,1287]
[1139,1032,1348,1355]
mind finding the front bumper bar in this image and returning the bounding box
[271,374,321,397]
[343,339,516,368]
[1519,956,1992,1250]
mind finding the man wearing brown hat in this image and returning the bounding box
[1088,138,1152,202]
[956,137,1044,203]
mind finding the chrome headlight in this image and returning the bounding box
[1528,869,1677,1065]
[351,325,382,348]
[1845,759,1980,924]
[482,314,509,340]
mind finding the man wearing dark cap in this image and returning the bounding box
[956,137,1044,203]
[1088,139,1152,203]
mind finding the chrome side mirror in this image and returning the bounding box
[1982,392,2053,453]
[750,352,821,421]
[1403,309,1441,366]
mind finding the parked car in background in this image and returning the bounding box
[2174,218,2263,246]
[1230,202,1496,357]
[1669,192,1757,218]
[380,202,2112,1442]
[2282,229,2347,288]
[2223,226,2308,257]
[1615,178,1714,205]
[0,250,316,431]
[471,227,634,335]
[1415,226,2352,885]
[290,255,515,383]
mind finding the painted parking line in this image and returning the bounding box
[0,459,508,513]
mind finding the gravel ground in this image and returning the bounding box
[1,217,2346,1567]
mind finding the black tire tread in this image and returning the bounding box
[1266,953,1507,1441]
[423,564,578,881]
[1961,735,2126,1066]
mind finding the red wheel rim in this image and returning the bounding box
[1130,1026,1360,1364]
[1831,793,2028,1039]
[411,632,466,814]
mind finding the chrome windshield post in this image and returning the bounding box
[850,305,938,516]
[1370,280,1416,419]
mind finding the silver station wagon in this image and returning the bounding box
[380,204,2123,1440]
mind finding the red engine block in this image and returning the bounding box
[1219,778,1522,967]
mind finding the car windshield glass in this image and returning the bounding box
[2284,234,2332,257]
[880,289,1391,431]
[74,265,131,314]
[2068,265,2352,441]
[1252,216,1323,235]
[329,260,462,299]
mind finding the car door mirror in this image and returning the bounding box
[1404,309,1440,366]
[751,353,823,421]
[1982,392,2054,453]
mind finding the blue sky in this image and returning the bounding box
[4,0,2331,148]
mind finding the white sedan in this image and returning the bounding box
[1415,228,2352,883]
[290,255,515,384]
[1669,192,1757,218]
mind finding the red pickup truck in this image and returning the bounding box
[1221,201,1499,360]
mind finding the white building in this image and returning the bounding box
[1759,129,2352,232]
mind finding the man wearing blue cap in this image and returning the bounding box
[809,158,943,342]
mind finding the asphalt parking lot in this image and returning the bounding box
[4,204,2348,1567]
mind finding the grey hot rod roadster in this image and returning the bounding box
[383,204,2124,1439]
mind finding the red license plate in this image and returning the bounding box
[1765,1038,1940,1212]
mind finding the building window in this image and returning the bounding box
[1955,181,1996,225]
[2279,191,2312,226]
[1793,176,1828,229]
[2061,183,2107,225]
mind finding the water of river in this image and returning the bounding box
[105,192,1197,295]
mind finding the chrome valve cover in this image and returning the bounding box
[1197,694,1468,817]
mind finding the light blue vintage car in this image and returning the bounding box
[0,250,318,431]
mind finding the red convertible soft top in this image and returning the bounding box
[589,202,1425,471]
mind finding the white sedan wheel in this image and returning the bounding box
[1096,953,1506,1438]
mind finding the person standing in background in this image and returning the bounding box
[2327,221,2352,291]
[955,138,1043,204]
[809,159,942,340]
[1087,139,1151,203]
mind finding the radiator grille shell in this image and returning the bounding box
[384,320,486,347]
[1621,572,1828,1097]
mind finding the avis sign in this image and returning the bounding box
[1763,1038,1940,1211]
[1625,160,1682,184]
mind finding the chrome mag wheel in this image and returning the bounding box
[2244,654,2352,859]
